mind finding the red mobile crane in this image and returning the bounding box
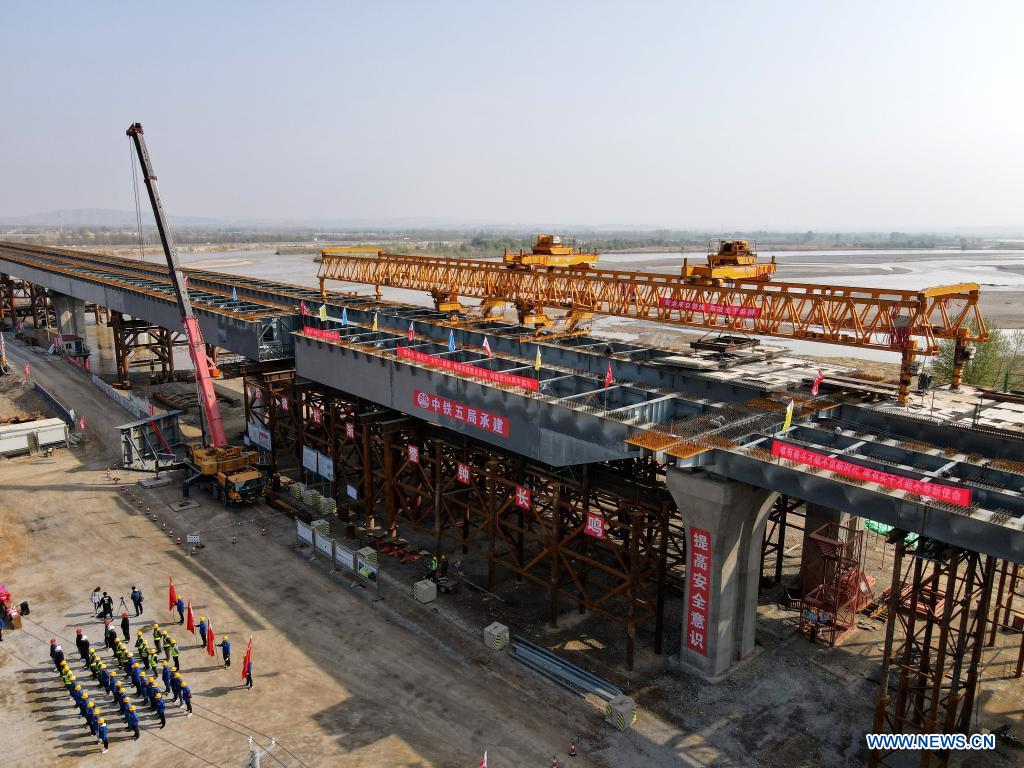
[126,123,266,504]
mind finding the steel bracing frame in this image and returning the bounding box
[797,520,867,646]
[760,494,806,587]
[109,310,184,386]
[869,540,995,768]
[243,371,683,668]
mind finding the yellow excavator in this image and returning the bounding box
[683,239,776,285]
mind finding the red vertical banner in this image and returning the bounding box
[407,445,420,464]
[584,511,606,539]
[514,485,531,510]
[345,422,355,440]
[686,527,712,656]
[456,462,471,484]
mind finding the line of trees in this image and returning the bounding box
[930,323,1024,391]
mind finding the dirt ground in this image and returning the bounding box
[2,332,1023,768]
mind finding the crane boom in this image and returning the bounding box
[318,248,988,404]
[126,122,228,447]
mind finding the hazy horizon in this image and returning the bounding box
[2,2,1022,230]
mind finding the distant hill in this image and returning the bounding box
[0,208,228,229]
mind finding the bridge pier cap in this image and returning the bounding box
[667,467,773,681]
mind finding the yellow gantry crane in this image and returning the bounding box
[317,237,987,404]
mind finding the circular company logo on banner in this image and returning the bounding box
[416,391,430,409]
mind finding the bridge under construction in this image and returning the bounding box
[2,240,1024,765]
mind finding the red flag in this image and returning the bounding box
[168,577,177,611]
[482,337,492,358]
[479,751,487,768]
[811,369,825,396]
[207,621,216,657]
[185,601,195,634]
[604,361,614,388]
[407,321,415,341]
[22,363,31,376]
[77,417,86,431]
[300,300,308,315]
[241,636,253,680]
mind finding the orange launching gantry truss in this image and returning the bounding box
[318,239,988,405]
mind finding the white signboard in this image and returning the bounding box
[334,542,355,573]
[317,451,335,481]
[296,520,313,545]
[247,419,271,450]
[186,533,200,544]
[302,445,319,473]
[346,483,358,500]
[314,531,334,559]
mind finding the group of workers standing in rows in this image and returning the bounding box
[49,624,194,753]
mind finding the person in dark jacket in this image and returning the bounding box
[120,611,130,642]
[126,704,140,740]
[244,658,253,689]
[97,717,109,752]
[175,596,185,624]
[104,620,116,650]
[180,680,193,716]
[100,592,114,621]
[75,628,89,662]
[155,692,166,728]
[217,637,231,667]
[130,585,144,616]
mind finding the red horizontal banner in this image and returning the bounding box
[659,297,761,319]
[414,389,510,437]
[771,440,971,507]
[303,326,341,342]
[398,346,538,391]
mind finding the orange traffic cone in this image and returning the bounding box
[569,741,577,757]
[551,757,559,768]
[176,537,182,545]
[162,523,167,530]
[261,527,268,536]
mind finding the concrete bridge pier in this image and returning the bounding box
[667,468,772,680]
[51,291,87,339]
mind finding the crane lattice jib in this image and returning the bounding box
[318,251,987,355]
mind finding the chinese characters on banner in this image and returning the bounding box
[279,396,289,412]
[345,422,355,440]
[311,406,323,424]
[457,462,471,484]
[413,390,510,437]
[686,527,712,656]
[659,297,761,319]
[584,511,606,539]
[398,346,539,391]
[770,440,971,507]
[302,326,341,342]
[515,485,531,510]
[407,444,420,464]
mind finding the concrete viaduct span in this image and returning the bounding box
[3,243,1023,702]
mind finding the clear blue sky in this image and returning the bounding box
[2,1,1021,230]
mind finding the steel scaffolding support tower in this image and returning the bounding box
[868,539,996,768]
